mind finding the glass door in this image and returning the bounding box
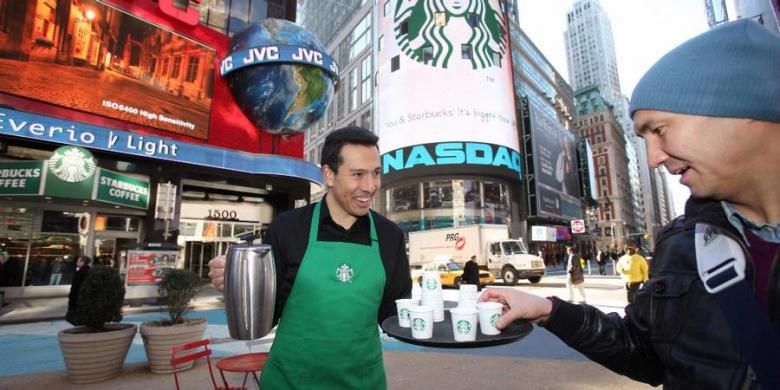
[185,241,217,278]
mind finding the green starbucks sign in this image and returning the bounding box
[94,168,150,209]
[0,161,45,195]
[43,146,97,199]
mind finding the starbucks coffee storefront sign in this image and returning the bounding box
[44,146,98,199]
[95,169,150,209]
[0,161,45,195]
[2,145,150,209]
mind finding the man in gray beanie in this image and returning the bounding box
[479,19,780,389]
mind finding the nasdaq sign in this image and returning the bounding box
[382,142,522,182]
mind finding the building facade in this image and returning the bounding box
[574,86,632,251]
[0,0,318,299]
[733,0,779,32]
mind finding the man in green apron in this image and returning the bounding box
[209,127,412,389]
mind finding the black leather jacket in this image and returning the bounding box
[544,198,780,389]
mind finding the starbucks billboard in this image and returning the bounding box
[376,0,521,185]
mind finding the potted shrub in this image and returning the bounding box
[57,265,136,384]
[140,269,208,373]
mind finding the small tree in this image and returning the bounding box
[159,269,201,325]
[77,265,125,331]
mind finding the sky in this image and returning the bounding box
[513,0,719,217]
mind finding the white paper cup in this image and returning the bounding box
[409,305,434,339]
[459,284,478,294]
[395,299,416,328]
[477,301,503,335]
[450,307,478,342]
[421,271,442,292]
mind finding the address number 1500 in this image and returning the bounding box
[207,209,238,220]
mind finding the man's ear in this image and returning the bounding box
[322,164,336,188]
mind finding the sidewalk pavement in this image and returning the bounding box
[0,275,652,389]
[0,283,224,325]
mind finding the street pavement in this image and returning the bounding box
[0,268,656,389]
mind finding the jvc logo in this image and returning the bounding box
[445,233,460,241]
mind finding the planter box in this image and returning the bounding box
[140,318,208,374]
[58,323,137,384]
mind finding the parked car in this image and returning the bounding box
[416,257,495,288]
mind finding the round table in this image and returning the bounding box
[216,352,268,389]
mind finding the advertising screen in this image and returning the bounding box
[126,249,177,285]
[523,98,582,220]
[0,1,215,139]
[376,0,521,184]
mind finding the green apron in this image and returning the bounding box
[260,202,387,389]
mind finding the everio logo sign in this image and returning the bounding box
[394,0,506,69]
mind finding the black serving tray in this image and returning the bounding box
[381,310,533,348]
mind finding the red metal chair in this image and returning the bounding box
[170,339,236,390]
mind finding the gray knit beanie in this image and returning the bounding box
[629,19,780,123]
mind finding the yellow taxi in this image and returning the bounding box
[415,258,495,288]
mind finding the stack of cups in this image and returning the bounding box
[409,305,434,339]
[457,284,479,309]
[477,301,504,336]
[420,271,445,322]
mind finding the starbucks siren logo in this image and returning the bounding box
[490,313,500,327]
[400,307,410,320]
[48,146,97,183]
[394,0,506,69]
[424,278,439,290]
[335,263,354,283]
[412,317,427,332]
[456,319,472,335]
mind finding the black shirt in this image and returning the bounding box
[264,201,412,325]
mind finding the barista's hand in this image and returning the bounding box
[207,255,226,292]
[478,288,553,328]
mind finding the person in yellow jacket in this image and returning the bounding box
[616,245,648,303]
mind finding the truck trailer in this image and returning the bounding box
[408,224,545,285]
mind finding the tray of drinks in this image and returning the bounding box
[381,310,533,348]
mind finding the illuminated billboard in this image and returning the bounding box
[376,0,520,184]
[521,97,582,220]
[0,0,215,139]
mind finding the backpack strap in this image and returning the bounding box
[695,223,780,389]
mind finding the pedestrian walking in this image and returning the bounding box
[616,245,649,303]
[565,246,586,303]
[66,256,91,325]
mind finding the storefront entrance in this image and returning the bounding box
[183,241,231,279]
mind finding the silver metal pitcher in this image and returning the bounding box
[224,237,276,340]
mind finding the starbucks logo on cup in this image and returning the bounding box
[412,318,427,332]
[456,319,472,335]
[400,307,410,320]
[490,313,500,327]
[424,278,439,290]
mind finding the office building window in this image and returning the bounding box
[350,68,359,111]
[185,56,199,82]
[361,56,372,104]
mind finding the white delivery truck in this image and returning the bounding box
[408,224,546,285]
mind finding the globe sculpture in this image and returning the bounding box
[220,19,339,135]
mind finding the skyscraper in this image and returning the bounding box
[564,0,622,108]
